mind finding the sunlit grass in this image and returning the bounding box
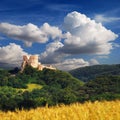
[18,83,42,92]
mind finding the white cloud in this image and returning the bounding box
[0,43,28,67]
[0,11,118,70]
[89,59,99,65]
[39,11,118,70]
[54,58,89,71]
[53,58,99,71]
[58,11,118,55]
[0,22,62,46]
[94,14,120,23]
[40,41,65,64]
[41,23,62,40]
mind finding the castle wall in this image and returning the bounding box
[28,55,39,68]
[21,55,56,72]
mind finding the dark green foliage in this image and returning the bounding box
[0,86,23,111]
[8,77,27,88]
[77,75,120,102]
[40,68,83,88]
[69,64,120,82]
[85,75,120,95]
[0,65,120,111]
[9,67,20,74]
[0,69,10,86]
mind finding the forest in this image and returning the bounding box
[0,65,120,111]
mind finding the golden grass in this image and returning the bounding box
[0,100,120,120]
[27,83,42,91]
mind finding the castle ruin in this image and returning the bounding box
[21,55,56,72]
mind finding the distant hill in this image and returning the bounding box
[69,64,120,82]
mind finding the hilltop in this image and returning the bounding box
[69,64,120,82]
[0,66,83,110]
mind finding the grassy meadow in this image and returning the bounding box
[0,100,119,120]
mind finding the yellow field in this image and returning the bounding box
[0,100,120,120]
[26,83,42,91]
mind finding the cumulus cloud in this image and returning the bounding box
[39,11,118,70]
[52,58,99,71]
[54,58,89,71]
[89,59,99,65]
[0,11,118,70]
[0,43,28,67]
[0,22,62,46]
[58,11,118,55]
[40,41,65,64]
[41,23,62,40]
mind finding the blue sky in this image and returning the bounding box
[0,0,120,70]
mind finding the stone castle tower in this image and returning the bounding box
[21,55,56,72]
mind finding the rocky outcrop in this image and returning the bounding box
[21,55,56,72]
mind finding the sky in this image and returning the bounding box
[0,0,120,71]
